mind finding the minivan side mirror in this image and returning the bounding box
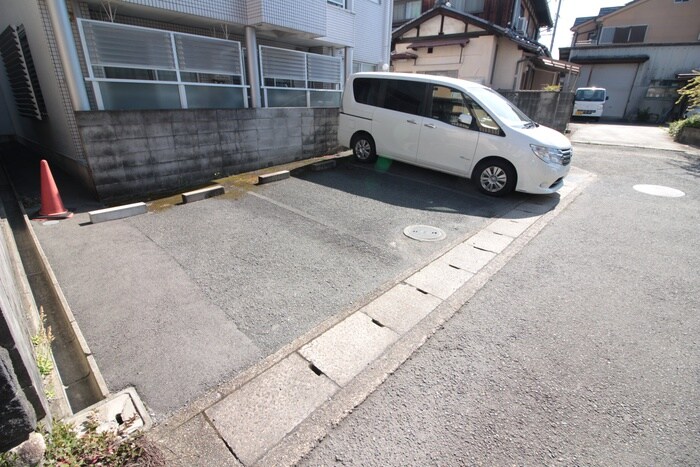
[458,113,473,126]
[606,96,609,101]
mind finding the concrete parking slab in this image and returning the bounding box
[153,414,239,467]
[441,243,496,274]
[361,283,442,334]
[465,229,514,253]
[405,258,474,300]
[299,312,399,387]
[206,353,338,466]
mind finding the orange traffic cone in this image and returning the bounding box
[37,159,72,219]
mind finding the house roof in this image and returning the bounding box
[571,1,645,31]
[572,16,596,28]
[532,0,554,28]
[393,6,547,56]
[570,54,649,64]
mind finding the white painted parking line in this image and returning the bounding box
[405,258,474,300]
[206,353,338,466]
[361,283,443,335]
[299,312,399,387]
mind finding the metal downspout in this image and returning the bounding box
[45,0,90,111]
[245,26,261,108]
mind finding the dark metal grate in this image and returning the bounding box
[0,24,47,120]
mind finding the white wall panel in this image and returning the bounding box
[353,0,390,65]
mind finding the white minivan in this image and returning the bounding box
[338,72,572,196]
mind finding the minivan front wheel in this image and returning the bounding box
[473,159,516,196]
[351,133,377,163]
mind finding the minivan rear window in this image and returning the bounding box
[353,78,380,106]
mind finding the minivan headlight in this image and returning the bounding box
[530,144,564,165]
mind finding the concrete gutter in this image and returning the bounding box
[4,173,108,414]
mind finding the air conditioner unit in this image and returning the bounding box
[515,16,528,35]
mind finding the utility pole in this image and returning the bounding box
[550,0,563,53]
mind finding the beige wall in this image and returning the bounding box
[392,16,495,84]
[393,36,498,85]
[491,39,522,90]
[597,0,700,43]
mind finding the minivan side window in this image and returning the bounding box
[382,79,427,115]
[428,85,473,129]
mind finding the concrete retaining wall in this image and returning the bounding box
[676,126,700,147]
[75,108,339,203]
[0,186,47,451]
[499,91,575,133]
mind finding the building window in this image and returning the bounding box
[449,0,485,15]
[353,61,378,73]
[260,46,343,108]
[599,25,647,44]
[327,0,346,8]
[393,0,421,22]
[645,80,680,99]
[78,19,248,110]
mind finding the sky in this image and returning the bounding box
[538,0,631,59]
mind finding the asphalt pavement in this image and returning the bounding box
[5,122,698,465]
[300,133,700,465]
[4,149,530,419]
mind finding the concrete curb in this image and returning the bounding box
[257,171,290,185]
[89,202,147,224]
[181,185,225,204]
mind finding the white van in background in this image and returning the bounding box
[572,87,608,119]
[338,72,572,196]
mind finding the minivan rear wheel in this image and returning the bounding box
[351,133,377,163]
[473,159,516,196]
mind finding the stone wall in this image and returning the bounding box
[75,107,339,203]
[498,91,575,133]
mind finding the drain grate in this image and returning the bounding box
[403,225,446,242]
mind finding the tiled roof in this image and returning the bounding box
[573,16,596,27]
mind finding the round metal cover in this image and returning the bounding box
[633,184,685,198]
[403,225,446,242]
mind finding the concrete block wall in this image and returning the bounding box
[498,91,575,133]
[75,107,339,203]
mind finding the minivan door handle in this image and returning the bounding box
[407,119,418,124]
[424,123,436,129]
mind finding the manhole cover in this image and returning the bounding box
[633,184,685,198]
[403,225,446,242]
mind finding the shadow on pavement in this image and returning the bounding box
[0,142,102,215]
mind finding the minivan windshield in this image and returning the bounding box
[575,89,606,102]
[468,87,533,128]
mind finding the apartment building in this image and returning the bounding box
[0,0,392,200]
[561,0,700,121]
